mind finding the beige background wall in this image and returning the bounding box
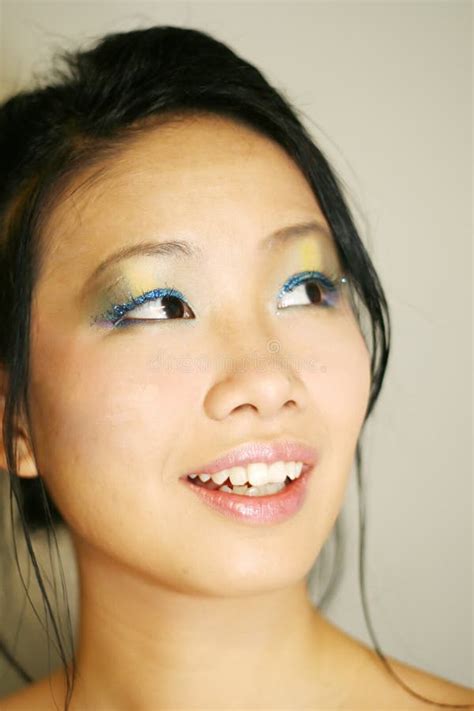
[0,0,472,697]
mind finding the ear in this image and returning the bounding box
[0,364,39,478]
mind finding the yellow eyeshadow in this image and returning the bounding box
[125,264,160,292]
[108,265,172,301]
[95,264,161,312]
[298,239,322,271]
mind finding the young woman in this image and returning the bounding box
[0,25,472,711]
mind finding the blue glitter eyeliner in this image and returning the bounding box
[277,271,347,309]
[91,287,191,328]
[92,271,348,329]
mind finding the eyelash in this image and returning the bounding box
[94,271,348,329]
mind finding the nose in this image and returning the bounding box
[203,339,309,422]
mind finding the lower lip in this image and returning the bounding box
[180,466,313,525]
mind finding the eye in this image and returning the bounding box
[277,271,346,310]
[97,288,195,329]
[93,272,347,329]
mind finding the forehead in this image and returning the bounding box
[39,114,328,278]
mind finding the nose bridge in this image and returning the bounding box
[204,245,305,381]
[210,300,281,369]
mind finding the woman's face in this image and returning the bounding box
[26,114,371,595]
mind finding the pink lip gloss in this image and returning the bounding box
[180,465,313,525]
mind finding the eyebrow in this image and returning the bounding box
[81,219,331,296]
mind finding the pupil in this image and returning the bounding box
[162,295,185,318]
[306,281,322,305]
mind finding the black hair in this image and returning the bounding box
[0,25,468,709]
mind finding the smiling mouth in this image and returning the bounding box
[180,462,314,524]
[185,460,309,497]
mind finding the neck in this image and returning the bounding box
[64,537,342,710]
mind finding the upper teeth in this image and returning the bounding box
[189,461,304,486]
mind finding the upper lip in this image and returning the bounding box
[181,439,318,477]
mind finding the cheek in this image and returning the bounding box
[308,320,371,442]
[27,326,197,528]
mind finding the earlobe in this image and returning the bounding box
[0,419,39,479]
[13,433,39,478]
[0,365,39,478]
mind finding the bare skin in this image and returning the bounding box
[1,616,472,710]
[0,115,472,710]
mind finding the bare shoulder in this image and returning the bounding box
[375,654,474,709]
[350,637,473,708]
[321,617,473,709]
[0,670,67,711]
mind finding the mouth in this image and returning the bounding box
[179,460,315,525]
[183,460,312,495]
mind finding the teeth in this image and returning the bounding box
[267,461,288,483]
[188,461,306,487]
[211,469,231,485]
[216,461,304,486]
[244,482,286,496]
[288,462,304,480]
[246,462,269,486]
[217,482,286,496]
[228,467,248,486]
[232,485,249,495]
